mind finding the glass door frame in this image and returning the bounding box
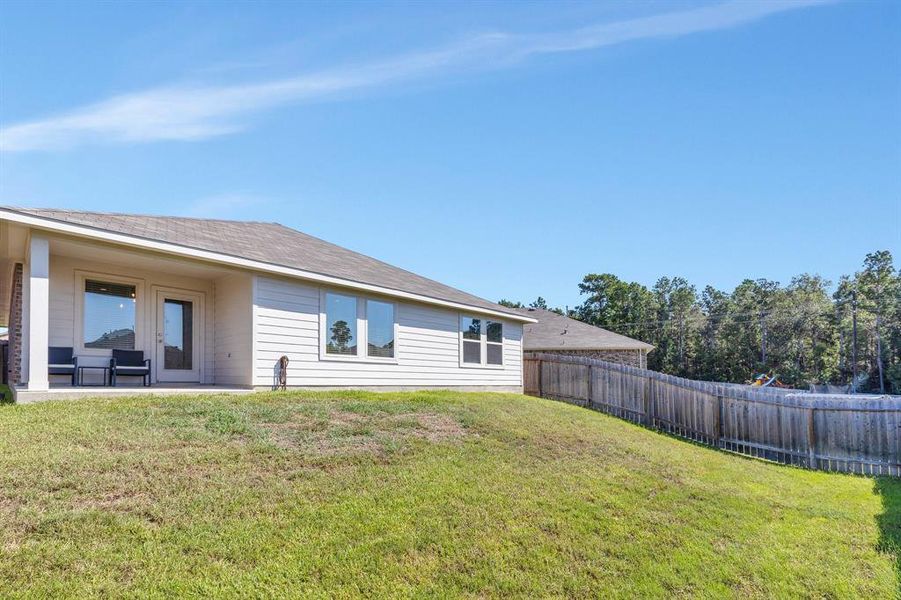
[153,286,205,383]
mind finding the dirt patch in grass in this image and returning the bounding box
[0,495,28,552]
[403,412,466,442]
[0,494,20,514]
[70,489,152,513]
[260,409,465,455]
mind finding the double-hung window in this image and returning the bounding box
[322,291,396,361]
[460,315,504,367]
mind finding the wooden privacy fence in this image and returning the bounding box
[524,352,901,477]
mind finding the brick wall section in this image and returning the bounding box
[7,263,23,384]
[540,349,644,368]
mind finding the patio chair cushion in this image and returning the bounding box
[115,365,150,373]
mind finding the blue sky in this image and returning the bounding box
[1,0,898,310]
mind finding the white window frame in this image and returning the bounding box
[459,314,505,369]
[74,270,145,357]
[318,289,399,364]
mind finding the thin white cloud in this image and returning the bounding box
[0,0,832,153]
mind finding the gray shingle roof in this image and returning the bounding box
[4,207,531,320]
[516,308,654,351]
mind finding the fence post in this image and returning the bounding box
[587,365,593,408]
[807,408,818,470]
[537,360,543,398]
[643,377,653,427]
[714,395,723,447]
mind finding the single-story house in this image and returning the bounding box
[0,207,536,402]
[515,307,654,368]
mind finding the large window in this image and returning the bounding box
[322,292,397,361]
[367,300,395,358]
[325,293,358,356]
[460,316,504,367]
[83,280,136,350]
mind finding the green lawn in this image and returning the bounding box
[0,390,898,598]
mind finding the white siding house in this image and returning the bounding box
[0,207,534,402]
[252,276,522,389]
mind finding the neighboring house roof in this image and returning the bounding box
[1,207,534,322]
[516,307,655,351]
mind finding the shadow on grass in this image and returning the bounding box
[875,477,901,592]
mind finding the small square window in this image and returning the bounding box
[461,315,504,367]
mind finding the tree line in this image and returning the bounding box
[500,250,900,393]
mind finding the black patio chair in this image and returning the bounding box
[48,346,78,386]
[110,349,151,387]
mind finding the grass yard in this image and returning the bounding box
[0,390,898,598]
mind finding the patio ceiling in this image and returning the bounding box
[49,234,241,280]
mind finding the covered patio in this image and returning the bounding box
[2,218,256,402]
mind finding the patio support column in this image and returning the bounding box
[25,234,49,391]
